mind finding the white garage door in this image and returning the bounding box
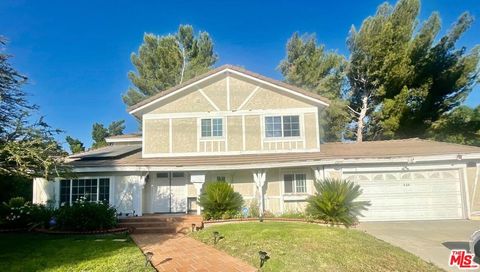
[344,169,465,221]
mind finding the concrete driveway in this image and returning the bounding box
[358,220,480,271]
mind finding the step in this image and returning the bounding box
[118,222,171,228]
[118,216,202,223]
[132,226,177,234]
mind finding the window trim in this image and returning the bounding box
[263,114,302,141]
[283,173,307,195]
[59,176,111,205]
[200,117,224,139]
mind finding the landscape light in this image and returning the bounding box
[258,251,270,268]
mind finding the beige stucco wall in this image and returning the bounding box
[466,164,480,212]
[172,118,197,153]
[144,119,169,154]
[244,115,261,151]
[149,89,216,114]
[141,74,321,155]
[304,113,318,149]
[202,77,227,111]
[227,116,243,151]
[229,75,258,110]
[243,86,312,110]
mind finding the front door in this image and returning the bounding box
[151,172,187,213]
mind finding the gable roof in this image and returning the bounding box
[127,65,330,115]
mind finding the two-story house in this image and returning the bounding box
[33,65,480,221]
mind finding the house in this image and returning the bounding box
[33,65,480,221]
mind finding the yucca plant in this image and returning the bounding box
[198,181,244,220]
[306,178,370,227]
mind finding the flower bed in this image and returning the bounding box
[203,217,349,227]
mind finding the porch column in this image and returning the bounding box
[190,172,206,215]
[312,166,324,181]
[132,174,147,216]
[253,170,266,217]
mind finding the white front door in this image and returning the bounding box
[344,169,465,221]
[151,172,187,213]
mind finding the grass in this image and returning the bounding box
[0,233,154,272]
[191,222,442,272]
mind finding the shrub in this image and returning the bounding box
[306,178,370,227]
[246,199,260,218]
[0,197,54,229]
[199,181,244,220]
[56,197,117,231]
[278,211,305,219]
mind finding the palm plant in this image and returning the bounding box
[306,178,370,227]
[198,181,244,220]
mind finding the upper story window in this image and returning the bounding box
[265,115,300,138]
[201,118,223,137]
[284,173,306,194]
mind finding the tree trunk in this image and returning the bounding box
[356,95,368,142]
[179,47,186,84]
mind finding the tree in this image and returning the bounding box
[91,120,125,149]
[347,0,480,141]
[65,136,85,154]
[346,0,420,142]
[381,13,480,138]
[108,120,126,136]
[122,25,218,106]
[0,37,68,179]
[427,105,480,146]
[279,33,349,141]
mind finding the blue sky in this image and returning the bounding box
[1,0,479,149]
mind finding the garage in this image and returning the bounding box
[343,169,465,221]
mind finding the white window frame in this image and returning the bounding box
[263,114,302,141]
[200,117,224,139]
[59,176,111,204]
[283,173,307,194]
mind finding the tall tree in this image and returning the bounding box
[279,33,349,141]
[380,13,480,138]
[347,0,480,142]
[0,37,67,179]
[346,0,420,142]
[91,120,125,149]
[65,136,85,154]
[123,25,218,106]
[427,105,480,146]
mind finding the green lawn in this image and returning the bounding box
[191,222,442,272]
[0,233,154,272]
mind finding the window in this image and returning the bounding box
[59,178,110,204]
[216,176,226,182]
[265,115,300,138]
[72,179,97,202]
[98,178,110,203]
[60,179,70,204]
[265,116,282,137]
[172,172,185,178]
[284,173,306,194]
[283,115,300,137]
[201,118,223,137]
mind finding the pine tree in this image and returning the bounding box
[279,33,349,141]
[65,136,85,154]
[122,25,217,106]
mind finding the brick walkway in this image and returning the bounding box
[131,233,257,272]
